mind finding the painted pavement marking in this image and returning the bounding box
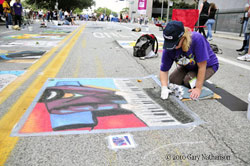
[73,38,86,78]
[217,56,250,71]
[0,25,86,165]
[95,55,105,78]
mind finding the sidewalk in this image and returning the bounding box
[147,23,244,41]
[212,31,244,41]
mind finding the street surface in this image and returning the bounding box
[0,20,250,166]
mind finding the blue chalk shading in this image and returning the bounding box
[0,70,25,76]
[124,136,131,145]
[0,55,12,60]
[182,86,214,99]
[47,78,118,90]
[50,111,94,129]
[56,81,81,86]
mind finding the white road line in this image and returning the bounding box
[217,56,250,71]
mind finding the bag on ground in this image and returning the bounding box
[210,43,222,54]
[133,34,158,59]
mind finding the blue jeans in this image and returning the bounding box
[206,19,215,39]
[4,13,12,28]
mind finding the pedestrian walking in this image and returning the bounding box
[145,16,149,25]
[160,21,219,100]
[206,3,217,41]
[236,4,250,52]
[237,4,250,61]
[2,0,12,28]
[139,15,144,25]
[198,0,210,38]
[13,0,23,27]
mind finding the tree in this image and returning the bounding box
[25,0,95,11]
[94,7,117,18]
[120,7,129,15]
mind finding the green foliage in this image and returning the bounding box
[120,7,129,14]
[94,7,116,18]
[74,8,82,14]
[25,0,95,11]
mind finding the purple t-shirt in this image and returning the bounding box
[161,32,219,72]
[13,2,22,16]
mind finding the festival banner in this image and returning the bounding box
[138,0,147,15]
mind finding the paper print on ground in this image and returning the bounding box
[0,40,60,48]
[5,34,65,40]
[0,71,25,92]
[13,78,182,136]
[0,51,46,63]
[116,40,164,52]
[107,134,137,150]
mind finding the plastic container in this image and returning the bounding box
[248,93,250,120]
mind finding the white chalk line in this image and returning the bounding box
[143,141,204,159]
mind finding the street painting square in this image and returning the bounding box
[13,78,184,136]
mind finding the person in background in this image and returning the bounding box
[38,9,43,21]
[237,4,250,53]
[2,0,12,28]
[237,4,250,62]
[145,16,149,25]
[160,21,219,100]
[206,3,217,41]
[198,0,210,38]
[13,0,22,27]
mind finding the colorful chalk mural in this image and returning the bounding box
[0,40,60,48]
[5,34,65,40]
[0,71,25,92]
[116,40,164,52]
[0,51,46,63]
[42,30,71,34]
[13,78,181,136]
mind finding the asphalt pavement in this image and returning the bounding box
[0,20,250,166]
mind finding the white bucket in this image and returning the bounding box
[247,93,250,120]
[28,26,33,32]
[8,25,12,30]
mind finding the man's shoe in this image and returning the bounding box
[237,54,250,61]
[238,50,247,55]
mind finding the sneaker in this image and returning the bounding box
[208,38,213,41]
[237,54,250,61]
[238,50,247,55]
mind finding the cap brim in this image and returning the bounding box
[163,39,179,50]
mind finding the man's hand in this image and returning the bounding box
[189,88,201,100]
[161,86,172,100]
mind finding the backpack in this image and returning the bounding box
[210,43,223,54]
[133,34,158,58]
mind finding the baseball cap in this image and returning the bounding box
[163,21,185,50]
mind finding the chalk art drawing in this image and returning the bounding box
[116,40,164,52]
[5,34,65,40]
[42,30,71,34]
[0,51,46,62]
[0,40,60,48]
[0,71,25,92]
[13,78,181,136]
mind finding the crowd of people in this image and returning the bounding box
[0,0,80,28]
